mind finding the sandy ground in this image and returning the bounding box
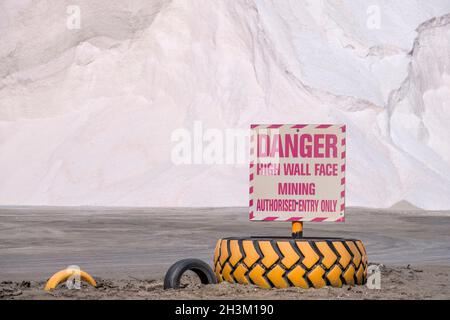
[1,265,449,300]
[0,206,449,299]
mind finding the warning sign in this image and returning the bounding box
[249,124,346,222]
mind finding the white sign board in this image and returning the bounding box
[249,124,346,222]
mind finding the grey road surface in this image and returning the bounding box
[0,207,449,281]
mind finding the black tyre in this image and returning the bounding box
[163,258,217,289]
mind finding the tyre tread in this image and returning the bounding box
[213,238,367,289]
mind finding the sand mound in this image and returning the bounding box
[1,1,450,209]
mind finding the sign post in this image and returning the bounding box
[291,221,303,238]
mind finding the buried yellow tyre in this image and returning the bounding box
[44,268,97,291]
[213,237,368,289]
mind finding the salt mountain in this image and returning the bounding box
[0,0,449,209]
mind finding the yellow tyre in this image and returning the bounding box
[44,268,97,291]
[213,237,368,289]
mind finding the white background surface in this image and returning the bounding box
[0,0,449,209]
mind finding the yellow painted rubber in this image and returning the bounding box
[213,237,368,289]
[44,268,97,291]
